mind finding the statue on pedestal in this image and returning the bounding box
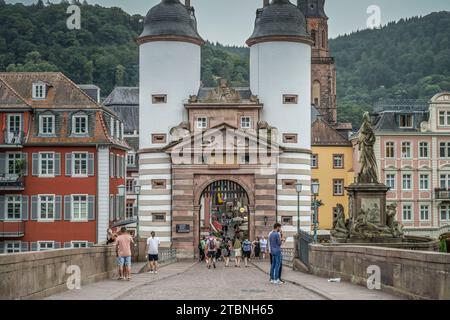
[357,112,378,184]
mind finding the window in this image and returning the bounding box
[39,152,54,176]
[333,154,344,169]
[6,153,22,175]
[151,179,166,189]
[72,195,88,221]
[152,134,167,144]
[439,142,450,158]
[281,216,293,225]
[438,110,450,126]
[402,174,412,190]
[419,174,429,190]
[73,115,88,135]
[71,241,88,248]
[311,30,316,46]
[126,203,134,219]
[152,94,167,104]
[32,83,46,99]
[38,241,54,251]
[440,174,450,189]
[39,195,55,221]
[126,179,135,193]
[282,134,298,144]
[333,179,344,196]
[72,153,88,176]
[39,115,55,135]
[116,120,120,138]
[420,205,430,221]
[282,179,296,189]
[311,154,318,169]
[6,114,22,144]
[241,116,251,129]
[5,241,21,253]
[386,174,396,190]
[441,205,450,221]
[152,213,166,222]
[419,142,429,158]
[127,153,136,167]
[196,117,207,129]
[6,196,21,220]
[402,204,412,221]
[399,114,413,128]
[283,94,298,104]
[401,142,411,158]
[385,142,395,158]
[110,117,115,137]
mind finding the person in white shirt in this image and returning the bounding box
[260,236,268,260]
[146,231,160,274]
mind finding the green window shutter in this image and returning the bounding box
[21,242,28,252]
[31,196,38,220]
[22,153,28,176]
[64,195,71,221]
[0,195,5,221]
[88,195,95,221]
[65,153,72,176]
[32,153,39,176]
[0,153,5,175]
[54,153,61,176]
[54,196,62,220]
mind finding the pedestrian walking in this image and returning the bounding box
[206,234,217,269]
[242,238,252,267]
[115,227,134,281]
[222,239,232,267]
[260,236,267,260]
[146,231,160,274]
[253,237,261,259]
[233,237,242,267]
[198,236,206,262]
[269,223,283,285]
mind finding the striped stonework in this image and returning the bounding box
[277,151,312,245]
[138,152,172,247]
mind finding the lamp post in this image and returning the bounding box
[311,182,320,243]
[134,182,141,239]
[295,181,303,235]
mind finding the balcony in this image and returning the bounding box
[0,175,25,190]
[0,220,25,238]
[435,188,450,200]
[3,130,25,146]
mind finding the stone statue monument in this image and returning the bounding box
[331,112,404,243]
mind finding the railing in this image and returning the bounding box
[3,130,24,145]
[281,247,294,267]
[435,188,450,200]
[0,221,25,237]
[373,99,428,113]
[159,248,177,264]
[0,175,25,190]
[298,229,313,267]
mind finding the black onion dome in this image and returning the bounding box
[138,0,204,44]
[247,0,310,46]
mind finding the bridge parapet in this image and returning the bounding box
[0,245,117,300]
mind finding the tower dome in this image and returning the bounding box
[247,0,311,46]
[138,0,204,45]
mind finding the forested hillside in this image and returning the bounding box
[1,2,449,127]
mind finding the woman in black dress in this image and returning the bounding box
[253,236,261,259]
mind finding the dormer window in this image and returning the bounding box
[438,110,450,126]
[39,114,55,135]
[32,83,46,100]
[196,117,207,129]
[73,114,88,135]
[399,114,413,128]
[241,116,252,129]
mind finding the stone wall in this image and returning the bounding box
[0,245,117,300]
[308,244,450,299]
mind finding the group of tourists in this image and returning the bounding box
[199,234,269,268]
[106,227,161,281]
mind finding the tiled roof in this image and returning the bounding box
[0,77,31,109]
[311,117,352,146]
[103,87,139,133]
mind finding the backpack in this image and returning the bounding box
[208,238,215,250]
[243,241,251,252]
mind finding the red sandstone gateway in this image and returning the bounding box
[0,72,129,253]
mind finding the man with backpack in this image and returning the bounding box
[206,234,217,269]
[242,238,252,268]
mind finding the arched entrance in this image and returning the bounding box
[198,180,250,241]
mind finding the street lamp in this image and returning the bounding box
[311,182,320,243]
[295,181,303,235]
[134,182,141,239]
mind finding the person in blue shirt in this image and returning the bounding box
[269,223,283,284]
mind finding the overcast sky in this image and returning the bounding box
[6,0,450,45]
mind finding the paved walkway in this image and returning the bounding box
[47,260,402,300]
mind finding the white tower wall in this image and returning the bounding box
[250,41,311,150]
[139,41,201,149]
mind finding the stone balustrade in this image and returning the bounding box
[0,245,117,300]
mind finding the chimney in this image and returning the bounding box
[263,0,269,7]
[185,0,191,7]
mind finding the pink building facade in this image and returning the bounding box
[353,93,450,238]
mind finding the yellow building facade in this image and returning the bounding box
[311,118,355,232]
